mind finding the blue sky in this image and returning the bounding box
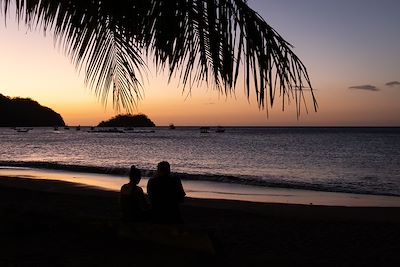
[249,0,400,88]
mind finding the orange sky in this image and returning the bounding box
[0,1,399,126]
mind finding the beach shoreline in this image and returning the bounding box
[1,166,400,207]
[1,175,400,266]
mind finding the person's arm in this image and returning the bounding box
[146,179,153,202]
[137,187,150,211]
[120,184,130,218]
[176,177,186,203]
[120,184,127,206]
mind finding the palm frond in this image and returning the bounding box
[1,0,317,115]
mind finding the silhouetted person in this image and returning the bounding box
[120,165,149,222]
[147,161,186,224]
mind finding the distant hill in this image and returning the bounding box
[0,94,65,127]
[97,114,155,127]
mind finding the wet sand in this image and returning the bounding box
[2,167,400,207]
[1,176,400,266]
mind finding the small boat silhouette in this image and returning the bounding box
[16,128,30,133]
[88,127,124,133]
[200,127,210,133]
[215,126,225,133]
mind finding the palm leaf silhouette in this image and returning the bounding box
[1,0,317,115]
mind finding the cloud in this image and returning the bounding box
[385,81,400,87]
[348,85,380,91]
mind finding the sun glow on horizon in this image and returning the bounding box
[1,1,400,126]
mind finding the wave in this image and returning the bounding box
[1,160,399,197]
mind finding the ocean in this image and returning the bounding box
[0,127,399,197]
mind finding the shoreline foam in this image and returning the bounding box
[1,161,400,197]
[1,167,399,207]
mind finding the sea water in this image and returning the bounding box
[0,127,399,197]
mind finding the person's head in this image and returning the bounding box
[129,165,141,185]
[156,161,171,177]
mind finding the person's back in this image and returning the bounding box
[120,165,149,222]
[147,161,185,223]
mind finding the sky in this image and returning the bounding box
[0,0,399,126]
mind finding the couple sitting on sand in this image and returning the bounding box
[120,161,186,224]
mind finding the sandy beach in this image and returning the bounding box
[1,175,400,266]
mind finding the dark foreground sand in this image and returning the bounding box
[1,176,399,267]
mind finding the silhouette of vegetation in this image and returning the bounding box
[98,114,155,127]
[0,94,65,127]
[1,0,317,116]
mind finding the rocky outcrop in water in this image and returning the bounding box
[97,114,155,127]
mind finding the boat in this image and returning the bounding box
[76,125,81,131]
[169,123,176,130]
[16,128,30,133]
[123,128,155,133]
[215,126,225,133]
[132,130,155,133]
[200,126,210,133]
[87,127,124,133]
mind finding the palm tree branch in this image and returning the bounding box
[1,0,317,115]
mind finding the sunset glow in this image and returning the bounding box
[1,0,399,126]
